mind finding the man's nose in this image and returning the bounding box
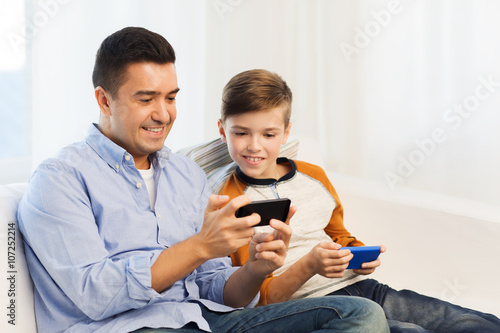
[153,100,172,123]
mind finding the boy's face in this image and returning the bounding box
[219,107,291,179]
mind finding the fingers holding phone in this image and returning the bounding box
[199,194,259,259]
[267,203,296,246]
[351,245,385,275]
[247,220,292,276]
[241,198,296,276]
[307,242,353,278]
[235,198,292,226]
[256,214,294,256]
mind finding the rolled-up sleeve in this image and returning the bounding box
[196,257,237,305]
[195,257,259,308]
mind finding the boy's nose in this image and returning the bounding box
[247,138,261,152]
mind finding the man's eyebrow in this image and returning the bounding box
[134,90,159,97]
[133,88,180,97]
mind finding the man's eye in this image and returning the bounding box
[140,99,152,103]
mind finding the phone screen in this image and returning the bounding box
[235,198,291,226]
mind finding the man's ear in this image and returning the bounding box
[94,86,112,116]
[217,119,227,143]
[282,122,292,144]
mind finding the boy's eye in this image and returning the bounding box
[265,133,276,138]
[235,132,247,136]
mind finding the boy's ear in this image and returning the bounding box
[282,122,292,144]
[217,119,227,143]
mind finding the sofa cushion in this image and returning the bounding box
[177,138,299,193]
[0,183,37,332]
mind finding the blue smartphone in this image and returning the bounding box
[235,198,291,226]
[340,246,381,269]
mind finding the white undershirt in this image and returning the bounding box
[138,163,156,210]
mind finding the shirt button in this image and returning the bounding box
[157,214,162,219]
[115,164,120,170]
[136,182,142,188]
[125,155,131,161]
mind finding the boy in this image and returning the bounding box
[218,69,500,333]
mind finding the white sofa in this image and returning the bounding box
[0,183,36,332]
[296,136,500,318]
[324,172,500,318]
[1,138,499,332]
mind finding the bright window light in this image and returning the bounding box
[0,1,26,71]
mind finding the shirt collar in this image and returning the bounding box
[235,157,296,185]
[84,123,171,172]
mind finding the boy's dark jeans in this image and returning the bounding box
[328,278,500,333]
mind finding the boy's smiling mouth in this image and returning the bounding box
[244,156,264,163]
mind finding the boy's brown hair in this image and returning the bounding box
[221,69,292,128]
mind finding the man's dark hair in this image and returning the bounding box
[92,27,176,97]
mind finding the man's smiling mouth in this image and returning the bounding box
[144,127,163,133]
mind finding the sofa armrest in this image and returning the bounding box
[0,183,37,332]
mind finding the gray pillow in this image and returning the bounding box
[177,138,299,193]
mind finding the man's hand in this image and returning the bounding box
[151,194,261,294]
[352,245,386,275]
[196,194,260,260]
[246,205,295,278]
[222,205,295,308]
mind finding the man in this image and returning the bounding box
[18,27,388,332]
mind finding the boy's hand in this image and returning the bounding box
[198,194,260,260]
[246,205,296,278]
[352,245,386,275]
[306,242,353,278]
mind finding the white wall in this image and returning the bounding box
[29,0,208,167]
[3,0,499,220]
[203,0,500,209]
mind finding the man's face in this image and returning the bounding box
[99,62,179,169]
[219,107,291,180]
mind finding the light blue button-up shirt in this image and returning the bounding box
[18,124,252,332]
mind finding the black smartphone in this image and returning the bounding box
[235,198,291,226]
